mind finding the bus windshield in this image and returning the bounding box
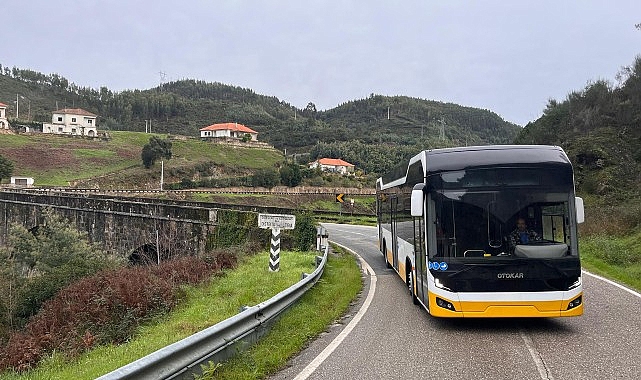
[427,168,577,259]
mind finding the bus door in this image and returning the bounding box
[391,195,399,269]
[421,194,438,306]
[413,214,426,303]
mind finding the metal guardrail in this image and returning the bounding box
[97,244,329,380]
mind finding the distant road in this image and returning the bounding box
[270,224,641,380]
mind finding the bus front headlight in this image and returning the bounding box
[567,295,582,310]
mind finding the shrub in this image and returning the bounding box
[13,258,109,328]
[293,213,317,251]
[251,168,280,188]
[0,252,236,372]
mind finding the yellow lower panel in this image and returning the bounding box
[462,300,563,313]
[429,293,584,318]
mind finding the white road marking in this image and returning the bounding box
[520,330,554,380]
[582,269,641,298]
[293,242,376,380]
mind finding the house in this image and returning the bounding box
[42,108,98,137]
[308,158,355,175]
[10,176,34,187]
[199,122,258,141]
[0,102,8,130]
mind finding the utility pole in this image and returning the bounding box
[15,94,19,119]
[160,160,164,190]
[158,71,167,91]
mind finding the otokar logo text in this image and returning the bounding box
[497,272,524,279]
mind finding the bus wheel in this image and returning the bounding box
[383,239,391,268]
[407,264,419,305]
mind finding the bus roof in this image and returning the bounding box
[424,145,571,172]
[378,145,572,189]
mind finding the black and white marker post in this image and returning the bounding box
[258,213,296,272]
[270,228,281,271]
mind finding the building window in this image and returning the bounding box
[87,119,92,124]
[72,117,77,122]
[58,127,63,133]
[58,117,63,122]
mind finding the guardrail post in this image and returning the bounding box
[316,226,328,251]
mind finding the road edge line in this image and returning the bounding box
[582,269,641,298]
[293,242,376,380]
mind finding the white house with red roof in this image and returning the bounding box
[42,108,98,136]
[199,122,258,141]
[0,102,9,130]
[309,158,355,175]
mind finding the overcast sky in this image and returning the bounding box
[3,1,640,125]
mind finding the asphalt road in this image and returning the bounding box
[270,223,641,380]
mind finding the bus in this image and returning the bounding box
[376,145,585,318]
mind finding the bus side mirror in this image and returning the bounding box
[575,197,585,224]
[411,187,424,217]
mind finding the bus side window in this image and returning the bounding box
[542,204,567,243]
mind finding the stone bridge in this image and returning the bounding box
[0,190,267,262]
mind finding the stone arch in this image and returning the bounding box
[129,243,163,265]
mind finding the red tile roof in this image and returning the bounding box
[0,102,8,107]
[317,158,354,167]
[54,108,98,117]
[200,122,257,134]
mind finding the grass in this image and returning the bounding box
[0,131,283,187]
[198,245,362,379]
[1,250,327,380]
[580,231,641,292]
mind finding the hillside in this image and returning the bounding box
[515,56,641,203]
[0,66,521,176]
[0,131,283,188]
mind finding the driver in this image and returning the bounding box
[508,218,541,250]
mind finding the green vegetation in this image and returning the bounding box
[1,66,520,179]
[141,136,172,169]
[516,56,641,206]
[0,250,325,380]
[0,209,117,336]
[580,232,641,292]
[0,154,14,183]
[199,245,362,380]
[0,131,284,187]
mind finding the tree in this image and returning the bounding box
[0,155,14,183]
[141,136,172,169]
[0,208,114,329]
[251,168,280,188]
[279,163,302,187]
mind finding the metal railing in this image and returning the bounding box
[97,244,328,380]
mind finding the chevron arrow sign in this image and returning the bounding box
[269,228,281,272]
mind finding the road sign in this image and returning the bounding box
[258,213,296,230]
[336,193,345,203]
[258,214,295,272]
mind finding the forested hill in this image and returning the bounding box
[515,56,641,204]
[0,64,520,175]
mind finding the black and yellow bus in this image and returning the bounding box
[376,145,585,317]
